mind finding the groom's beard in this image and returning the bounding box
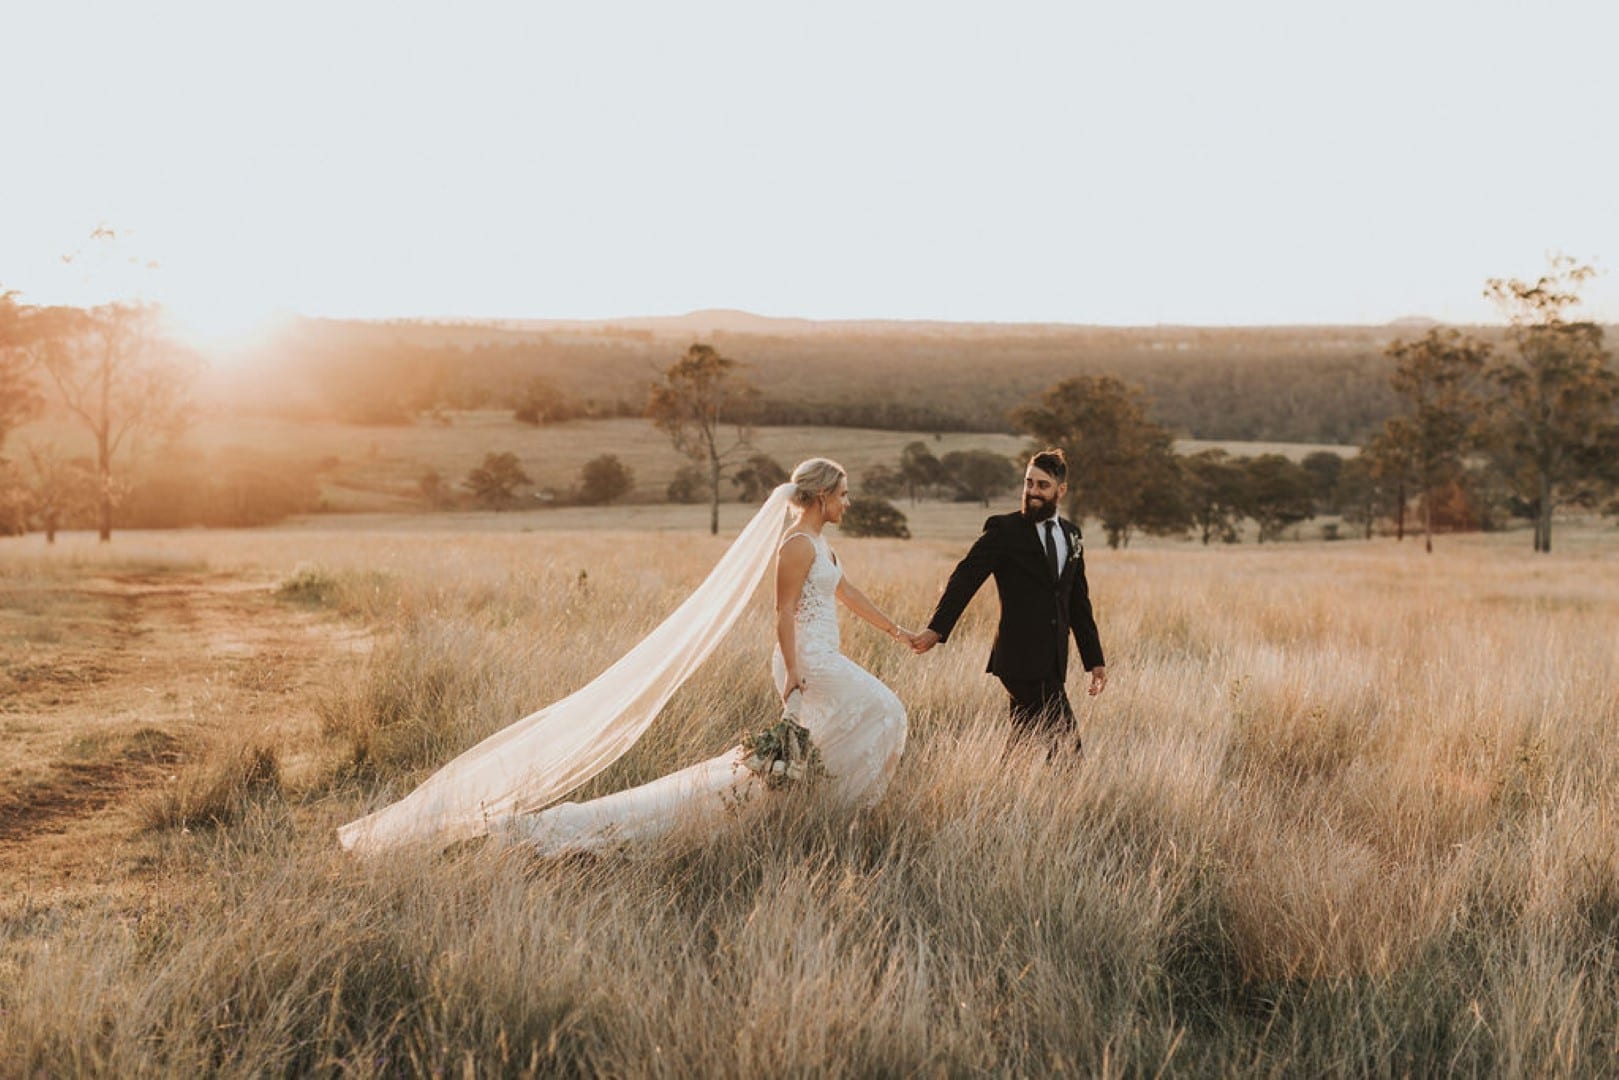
[1021,495,1058,521]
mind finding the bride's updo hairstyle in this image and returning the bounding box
[789,458,847,508]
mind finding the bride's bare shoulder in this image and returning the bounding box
[778,532,818,564]
[776,533,816,587]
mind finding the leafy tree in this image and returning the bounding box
[0,460,27,535]
[939,448,1018,506]
[730,453,787,503]
[513,376,572,425]
[898,441,942,504]
[1242,454,1316,542]
[1335,456,1381,540]
[31,302,195,541]
[1011,374,1185,548]
[1362,417,1418,541]
[1300,450,1347,515]
[646,344,759,534]
[1385,328,1490,552]
[0,294,41,538]
[0,292,44,453]
[1456,461,1515,533]
[578,454,634,505]
[1480,256,1617,552]
[417,469,455,509]
[859,463,904,499]
[840,497,910,539]
[24,443,96,542]
[1574,424,1619,520]
[1184,449,1249,544]
[463,451,531,509]
[1109,451,1192,547]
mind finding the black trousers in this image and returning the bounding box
[999,677,1081,758]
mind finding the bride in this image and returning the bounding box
[338,458,913,855]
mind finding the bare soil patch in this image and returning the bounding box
[0,569,368,903]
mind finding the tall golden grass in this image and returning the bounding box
[3,526,1618,1075]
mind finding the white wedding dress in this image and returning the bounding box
[503,531,907,854]
[338,486,906,856]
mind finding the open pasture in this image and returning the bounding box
[2,521,1617,1075]
[12,412,1356,512]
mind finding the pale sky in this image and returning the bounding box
[3,0,1616,341]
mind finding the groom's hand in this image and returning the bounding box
[1087,665,1108,696]
[910,629,940,655]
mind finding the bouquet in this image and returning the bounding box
[740,689,824,788]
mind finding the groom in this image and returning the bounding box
[912,448,1106,755]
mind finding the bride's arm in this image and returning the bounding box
[836,575,914,645]
[775,536,815,701]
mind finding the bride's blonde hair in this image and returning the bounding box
[789,458,847,508]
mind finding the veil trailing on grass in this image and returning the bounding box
[337,483,796,854]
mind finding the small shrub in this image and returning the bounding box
[667,464,707,504]
[277,564,342,608]
[513,376,573,424]
[859,463,904,499]
[417,469,457,509]
[143,740,283,831]
[731,454,788,503]
[576,454,634,505]
[840,497,910,539]
[276,565,396,617]
[464,452,532,510]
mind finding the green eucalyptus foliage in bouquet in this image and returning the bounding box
[740,689,826,788]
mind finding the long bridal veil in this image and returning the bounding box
[338,483,796,854]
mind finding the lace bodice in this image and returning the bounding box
[784,531,842,664]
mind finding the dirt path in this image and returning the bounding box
[0,570,369,904]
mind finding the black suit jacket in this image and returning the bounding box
[926,512,1105,682]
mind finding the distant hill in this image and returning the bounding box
[492,309,823,336]
[429,309,1113,338]
[214,312,1528,444]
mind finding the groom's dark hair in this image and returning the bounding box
[1030,448,1067,482]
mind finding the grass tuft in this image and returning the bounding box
[142,739,284,832]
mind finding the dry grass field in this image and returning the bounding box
[3,519,1617,1075]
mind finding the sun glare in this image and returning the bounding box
[163,294,286,355]
[29,225,286,357]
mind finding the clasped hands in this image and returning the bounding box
[892,624,1107,696]
[885,624,922,650]
[883,624,942,653]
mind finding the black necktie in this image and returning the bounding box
[1044,521,1060,580]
